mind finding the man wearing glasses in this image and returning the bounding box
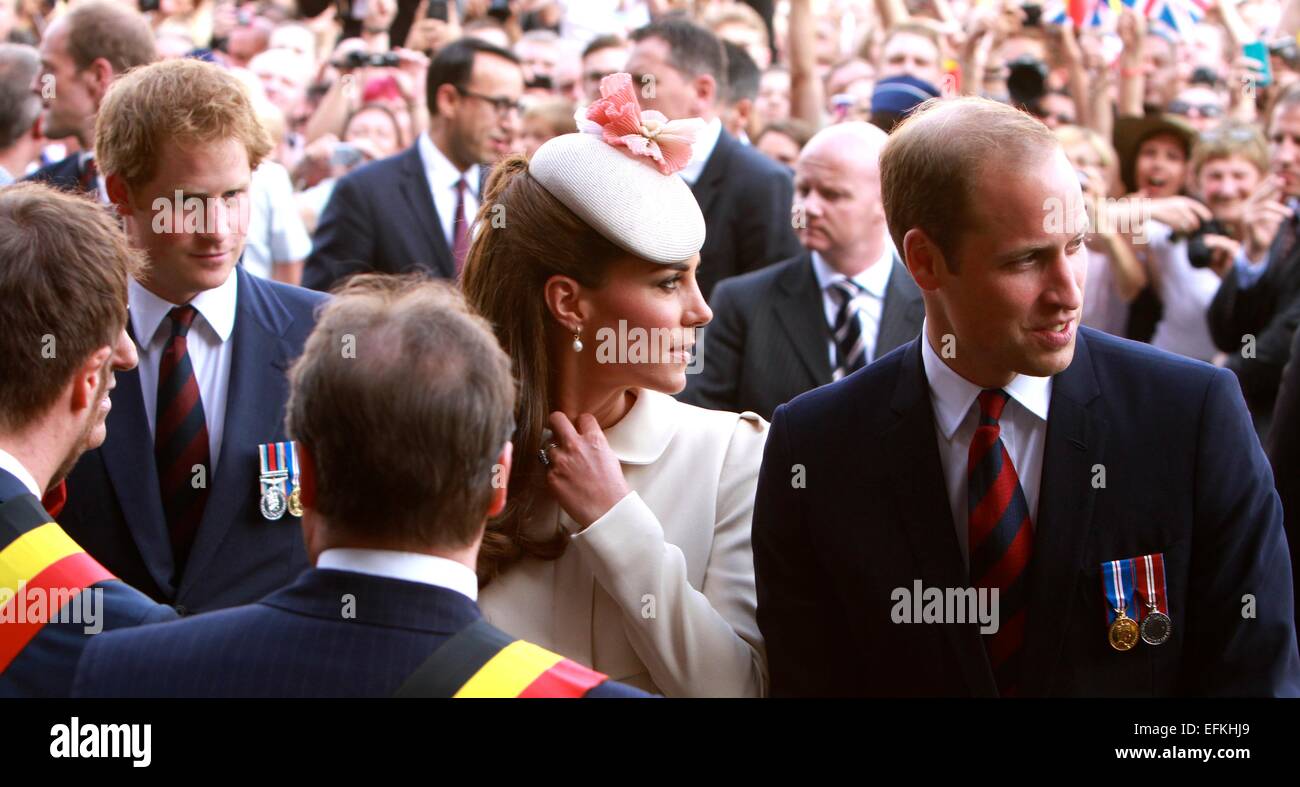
[304,38,524,291]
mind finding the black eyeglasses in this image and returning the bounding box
[454,86,524,117]
[1168,100,1225,119]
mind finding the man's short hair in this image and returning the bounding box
[0,44,40,151]
[880,97,1058,272]
[722,40,759,105]
[63,0,156,74]
[882,21,942,56]
[0,183,145,431]
[287,276,515,550]
[1191,120,1269,176]
[95,58,272,190]
[630,16,727,90]
[425,36,522,116]
[582,33,626,61]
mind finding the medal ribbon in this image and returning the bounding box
[1101,558,1137,625]
[1134,553,1168,618]
[285,442,299,492]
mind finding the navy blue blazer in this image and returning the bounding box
[754,327,1300,697]
[72,567,651,698]
[23,154,94,195]
[0,468,175,698]
[58,268,327,614]
[690,129,803,302]
[303,144,463,292]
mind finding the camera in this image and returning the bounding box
[487,0,512,21]
[1022,3,1043,28]
[1185,218,1229,269]
[336,51,401,70]
[1006,55,1048,111]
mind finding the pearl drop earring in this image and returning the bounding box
[572,331,584,352]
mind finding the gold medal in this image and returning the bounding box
[1108,612,1140,651]
[287,486,303,518]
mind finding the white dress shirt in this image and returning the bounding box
[811,248,893,367]
[418,131,481,251]
[317,547,479,601]
[679,116,722,187]
[920,322,1052,570]
[130,272,238,473]
[0,447,40,497]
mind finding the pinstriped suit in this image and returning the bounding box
[681,252,924,419]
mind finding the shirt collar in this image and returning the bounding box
[130,269,238,346]
[419,131,480,198]
[316,547,479,601]
[810,247,894,299]
[602,388,679,465]
[680,117,723,186]
[919,320,1051,440]
[0,447,41,497]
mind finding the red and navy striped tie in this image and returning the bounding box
[155,305,210,576]
[967,389,1033,697]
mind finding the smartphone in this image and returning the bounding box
[1244,41,1274,88]
[426,0,449,21]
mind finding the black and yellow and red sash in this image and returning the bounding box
[0,494,115,674]
[395,618,609,698]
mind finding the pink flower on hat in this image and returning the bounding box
[576,73,704,176]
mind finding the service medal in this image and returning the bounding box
[260,482,287,521]
[287,487,303,518]
[1108,613,1140,651]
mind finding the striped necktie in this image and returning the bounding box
[829,278,867,380]
[967,389,1034,697]
[155,305,210,577]
[452,176,469,274]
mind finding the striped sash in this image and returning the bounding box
[394,618,609,698]
[0,494,115,673]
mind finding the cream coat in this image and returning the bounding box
[479,389,769,697]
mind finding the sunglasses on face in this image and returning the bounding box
[1168,100,1225,118]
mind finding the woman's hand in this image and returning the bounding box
[1146,196,1213,234]
[542,411,631,531]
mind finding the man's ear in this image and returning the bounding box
[435,82,460,119]
[69,346,111,415]
[542,274,587,334]
[105,173,133,219]
[694,72,717,112]
[903,228,947,292]
[487,440,512,518]
[87,58,115,105]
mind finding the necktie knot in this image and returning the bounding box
[829,278,863,306]
[977,388,1010,423]
[454,176,468,196]
[167,305,198,338]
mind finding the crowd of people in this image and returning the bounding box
[2,0,1300,698]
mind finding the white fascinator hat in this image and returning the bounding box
[528,73,707,265]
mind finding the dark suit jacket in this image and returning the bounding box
[0,469,175,698]
[754,328,1300,697]
[1269,328,1300,646]
[1208,227,1300,438]
[304,144,464,292]
[681,252,924,419]
[72,567,650,698]
[691,129,802,302]
[58,269,327,614]
[24,154,94,195]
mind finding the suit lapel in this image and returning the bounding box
[876,258,923,357]
[177,270,297,596]
[772,254,833,385]
[880,339,998,696]
[398,144,454,278]
[689,129,732,218]
[1019,330,1106,696]
[99,333,176,595]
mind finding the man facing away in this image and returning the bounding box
[74,276,649,698]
